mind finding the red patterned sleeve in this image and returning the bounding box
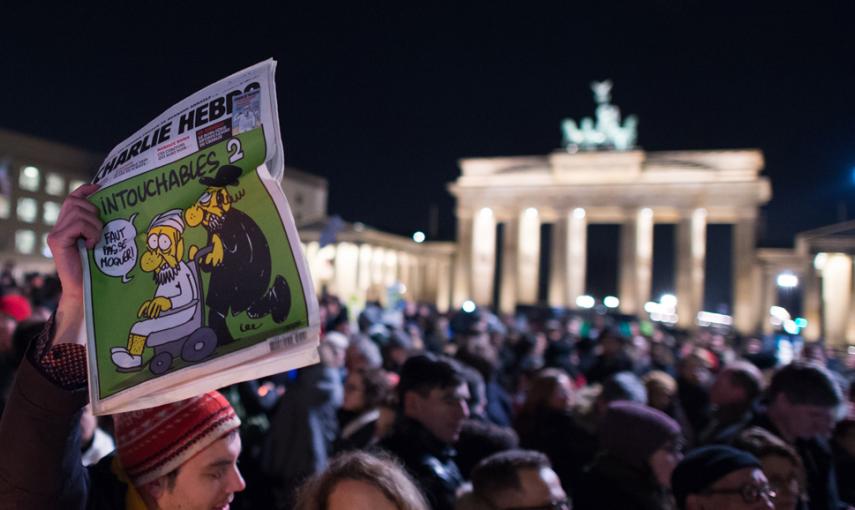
[29,317,87,390]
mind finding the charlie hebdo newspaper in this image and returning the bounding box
[80,60,320,415]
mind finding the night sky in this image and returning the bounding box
[3,3,855,306]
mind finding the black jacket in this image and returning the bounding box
[573,453,673,510]
[515,407,596,496]
[0,353,129,510]
[379,417,463,510]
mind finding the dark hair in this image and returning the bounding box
[471,450,552,505]
[600,371,647,404]
[397,353,466,406]
[294,451,428,510]
[768,362,842,407]
[460,364,486,415]
[353,367,390,410]
[722,361,763,401]
[164,467,180,491]
[456,419,520,478]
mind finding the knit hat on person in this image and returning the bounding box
[671,445,762,510]
[114,391,241,486]
[0,294,32,322]
[598,401,681,469]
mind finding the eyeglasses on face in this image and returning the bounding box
[703,483,776,504]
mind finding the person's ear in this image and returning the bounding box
[403,391,422,418]
[143,476,167,501]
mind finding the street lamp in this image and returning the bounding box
[776,272,798,288]
[576,295,595,309]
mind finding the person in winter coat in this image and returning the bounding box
[574,401,683,510]
[0,184,246,510]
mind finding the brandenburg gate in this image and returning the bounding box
[448,82,771,333]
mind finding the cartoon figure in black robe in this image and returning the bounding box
[184,165,291,344]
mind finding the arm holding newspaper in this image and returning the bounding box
[0,184,102,509]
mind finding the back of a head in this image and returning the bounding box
[671,445,761,510]
[456,419,520,478]
[470,449,552,507]
[722,360,764,401]
[295,451,429,510]
[397,353,466,405]
[114,390,240,487]
[600,371,648,405]
[767,361,842,408]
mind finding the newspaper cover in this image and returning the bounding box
[81,60,320,415]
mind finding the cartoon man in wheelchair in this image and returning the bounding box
[110,209,217,375]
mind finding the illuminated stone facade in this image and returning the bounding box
[0,128,97,273]
[449,149,772,333]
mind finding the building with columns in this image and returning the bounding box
[448,149,772,333]
[281,167,456,313]
[298,220,455,311]
[755,220,855,348]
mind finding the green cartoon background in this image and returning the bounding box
[86,129,309,399]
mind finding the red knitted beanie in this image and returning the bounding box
[114,391,241,486]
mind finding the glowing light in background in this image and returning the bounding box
[412,231,426,243]
[462,300,476,313]
[776,272,798,288]
[576,295,595,309]
[603,296,620,308]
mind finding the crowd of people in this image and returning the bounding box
[0,186,854,510]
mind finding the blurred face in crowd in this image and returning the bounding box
[327,479,397,510]
[686,467,774,510]
[772,394,836,440]
[146,431,245,510]
[680,354,712,387]
[491,467,568,510]
[710,371,747,407]
[547,373,575,412]
[759,454,801,510]
[404,382,470,444]
[343,372,366,412]
[649,440,682,488]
